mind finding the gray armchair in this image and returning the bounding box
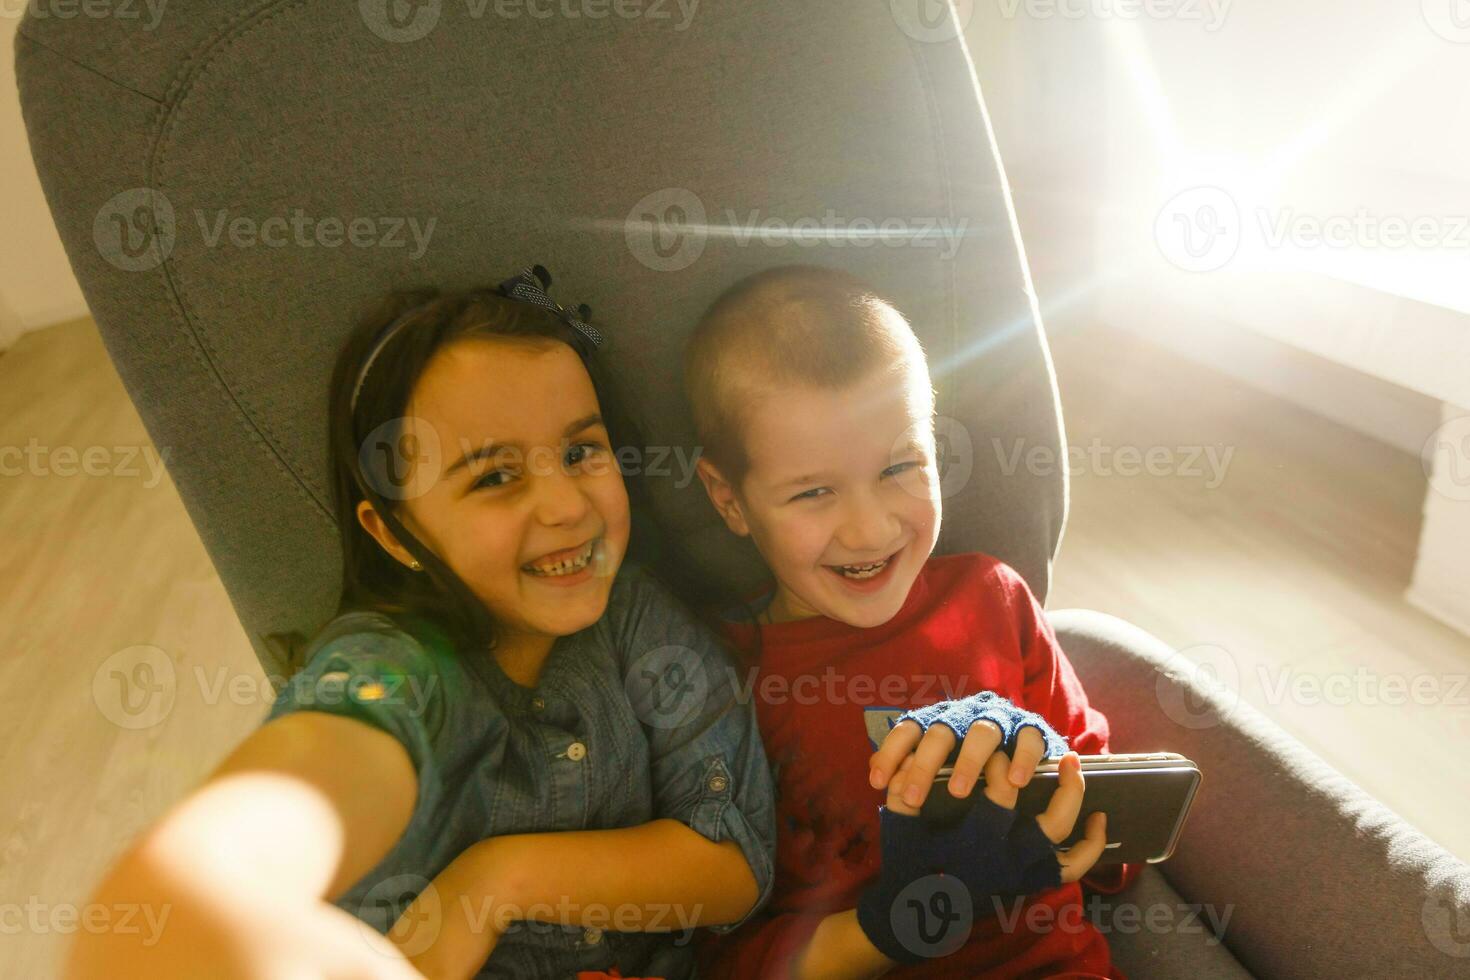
[15,1,1469,976]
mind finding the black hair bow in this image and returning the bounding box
[496,265,604,351]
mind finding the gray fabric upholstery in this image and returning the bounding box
[15,0,1066,680]
[1091,866,1253,980]
[1053,608,1470,979]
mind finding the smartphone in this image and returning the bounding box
[918,753,1203,864]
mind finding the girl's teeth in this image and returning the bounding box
[526,541,594,576]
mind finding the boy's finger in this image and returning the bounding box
[900,725,958,809]
[1007,727,1046,787]
[1057,811,1108,883]
[981,748,1019,809]
[948,720,1002,798]
[887,755,921,816]
[869,720,923,789]
[1035,752,1085,844]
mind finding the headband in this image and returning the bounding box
[349,264,602,414]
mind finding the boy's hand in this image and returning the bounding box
[870,717,1053,812]
[856,751,1108,963]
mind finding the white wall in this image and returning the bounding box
[965,0,1470,436]
[1411,402,1470,636]
[2,12,91,349]
[964,1,1470,634]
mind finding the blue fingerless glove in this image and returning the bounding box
[898,691,1069,760]
[856,801,1062,963]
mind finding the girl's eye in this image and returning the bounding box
[790,487,831,502]
[565,441,604,467]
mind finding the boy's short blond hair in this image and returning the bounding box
[683,264,932,486]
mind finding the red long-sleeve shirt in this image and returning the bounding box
[698,553,1141,979]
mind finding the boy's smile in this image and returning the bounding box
[698,359,942,629]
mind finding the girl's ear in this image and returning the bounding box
[356,499,422,569]
[695,458,751,537]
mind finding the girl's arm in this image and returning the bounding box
[65,711,422,980]
[395,817,759,979]
[402,816,893,980]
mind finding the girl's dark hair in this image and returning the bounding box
[326,284,723,658]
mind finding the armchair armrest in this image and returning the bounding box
[1050,608,1470,979]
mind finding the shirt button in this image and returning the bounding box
[582,926,603,945]
[530,696,545,712]
[707,773,729,793]
[565,741,587,761]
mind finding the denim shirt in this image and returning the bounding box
[264,565,776,979]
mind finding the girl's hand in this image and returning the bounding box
[254,897,428,980]
[870,716,1054,813]
[66,862,424,980]
[389,838,517,980]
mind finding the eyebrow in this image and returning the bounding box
[446,413,605,478]
[773,438,929,491]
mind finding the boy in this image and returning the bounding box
[686,265,1140,978]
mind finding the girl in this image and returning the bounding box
[65,268,777,980]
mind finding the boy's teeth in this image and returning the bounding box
[525,540,595,576]
[835,558,889,579]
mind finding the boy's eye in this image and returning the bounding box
[790,487,831,502]
[883,460,922,478]
[473,469,514,490]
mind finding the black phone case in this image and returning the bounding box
[918,753,1203,864]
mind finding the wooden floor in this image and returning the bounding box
[2,315,1467,976]
[0,319,268,978]
[1046,318,1470,865]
